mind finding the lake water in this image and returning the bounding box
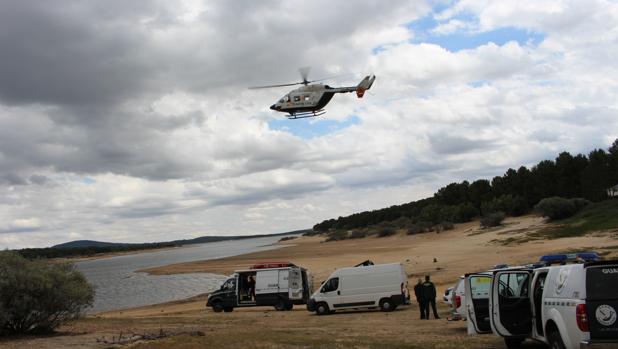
[76,235,288,313]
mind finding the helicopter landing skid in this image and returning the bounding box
[287,110,326,119]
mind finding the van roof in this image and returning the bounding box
[234,266,305,273]
[331,263,403,276]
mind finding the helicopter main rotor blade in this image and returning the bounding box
[248,82,303,89]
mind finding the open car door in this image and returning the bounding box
[465,273,493,335]
[490,270,533,338]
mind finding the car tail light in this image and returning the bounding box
[576,303,589,332]
[455,295,461,308]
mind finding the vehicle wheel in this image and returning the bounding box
[274,300,286,311]
[316,302,330,316]
[284,302,294,311]
[548,331,566,349]
[223,307,234,313]
[212,302,224,313]
[504,337,523,349]
[379,298,394,312]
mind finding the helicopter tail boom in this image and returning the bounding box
[355,75,376,98]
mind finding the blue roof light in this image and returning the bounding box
[539,252,600,263]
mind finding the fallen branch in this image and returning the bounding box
[95,328,205,345]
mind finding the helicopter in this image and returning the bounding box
[249,68,376,119]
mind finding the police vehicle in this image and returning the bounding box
[465,253,618,348]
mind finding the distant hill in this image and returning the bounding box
[17,229,312,260]
[52,240,131,249]
[52,229,312,249]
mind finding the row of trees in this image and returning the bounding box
[314,139,618,232]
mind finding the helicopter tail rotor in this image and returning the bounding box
[355,75,376,98]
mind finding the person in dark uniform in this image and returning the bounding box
[247,275,256,301]
[421,275,440,319]
[413,278,425,319]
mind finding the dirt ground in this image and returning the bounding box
[1,215,616,349]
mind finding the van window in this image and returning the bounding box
[321,277,339,292]
[587,265,618,300]
[498,273,529,298]
[470,275,491,299]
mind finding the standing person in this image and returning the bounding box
[414,278,425,319]
[421,275,440,319]
[247,275,256,301]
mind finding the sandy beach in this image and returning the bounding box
[1,215,616,349]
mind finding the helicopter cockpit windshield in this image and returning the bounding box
[279,94,290,103]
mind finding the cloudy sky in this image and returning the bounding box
[1,0,617,248]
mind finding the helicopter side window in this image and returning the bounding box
[293,95,301,102]
[304,95,311,101]
[283,95,290,103]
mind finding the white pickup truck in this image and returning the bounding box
[466,259,618,348]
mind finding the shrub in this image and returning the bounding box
[482,194,529,217]
[534,197,578,220]
[278,236,298,242]
[406,221,432,235]
[454,203,478,222]
[377,228,396,237]
[439,221,455,231]
[349,231,368,239]
[0,252,94,335]
[324,231,348,242]
[570,198,591,211]
[480,211,505,228]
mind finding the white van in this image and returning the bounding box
[207,262,311,312]
[306,263,408,315]
[466,259,618,349]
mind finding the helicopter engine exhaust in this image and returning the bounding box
[355,75,376,98]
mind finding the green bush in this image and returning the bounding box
[480,211,505,228]
[349,231,368,239]
[571,197,591,211]
[377,228,396,237]
[406,221,432,235]
[0,252,94,335]
[439,221,455,230]
[534,197,578,220]
[324,231,348,242]
[482,195,529,216]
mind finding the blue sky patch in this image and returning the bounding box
[82,177,96,184]
[405,10,544,52]
[268,115,361,139]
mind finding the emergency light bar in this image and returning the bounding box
[539,252,600,264]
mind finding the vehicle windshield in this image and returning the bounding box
[222,278,236,291]
[321,277,339,292]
